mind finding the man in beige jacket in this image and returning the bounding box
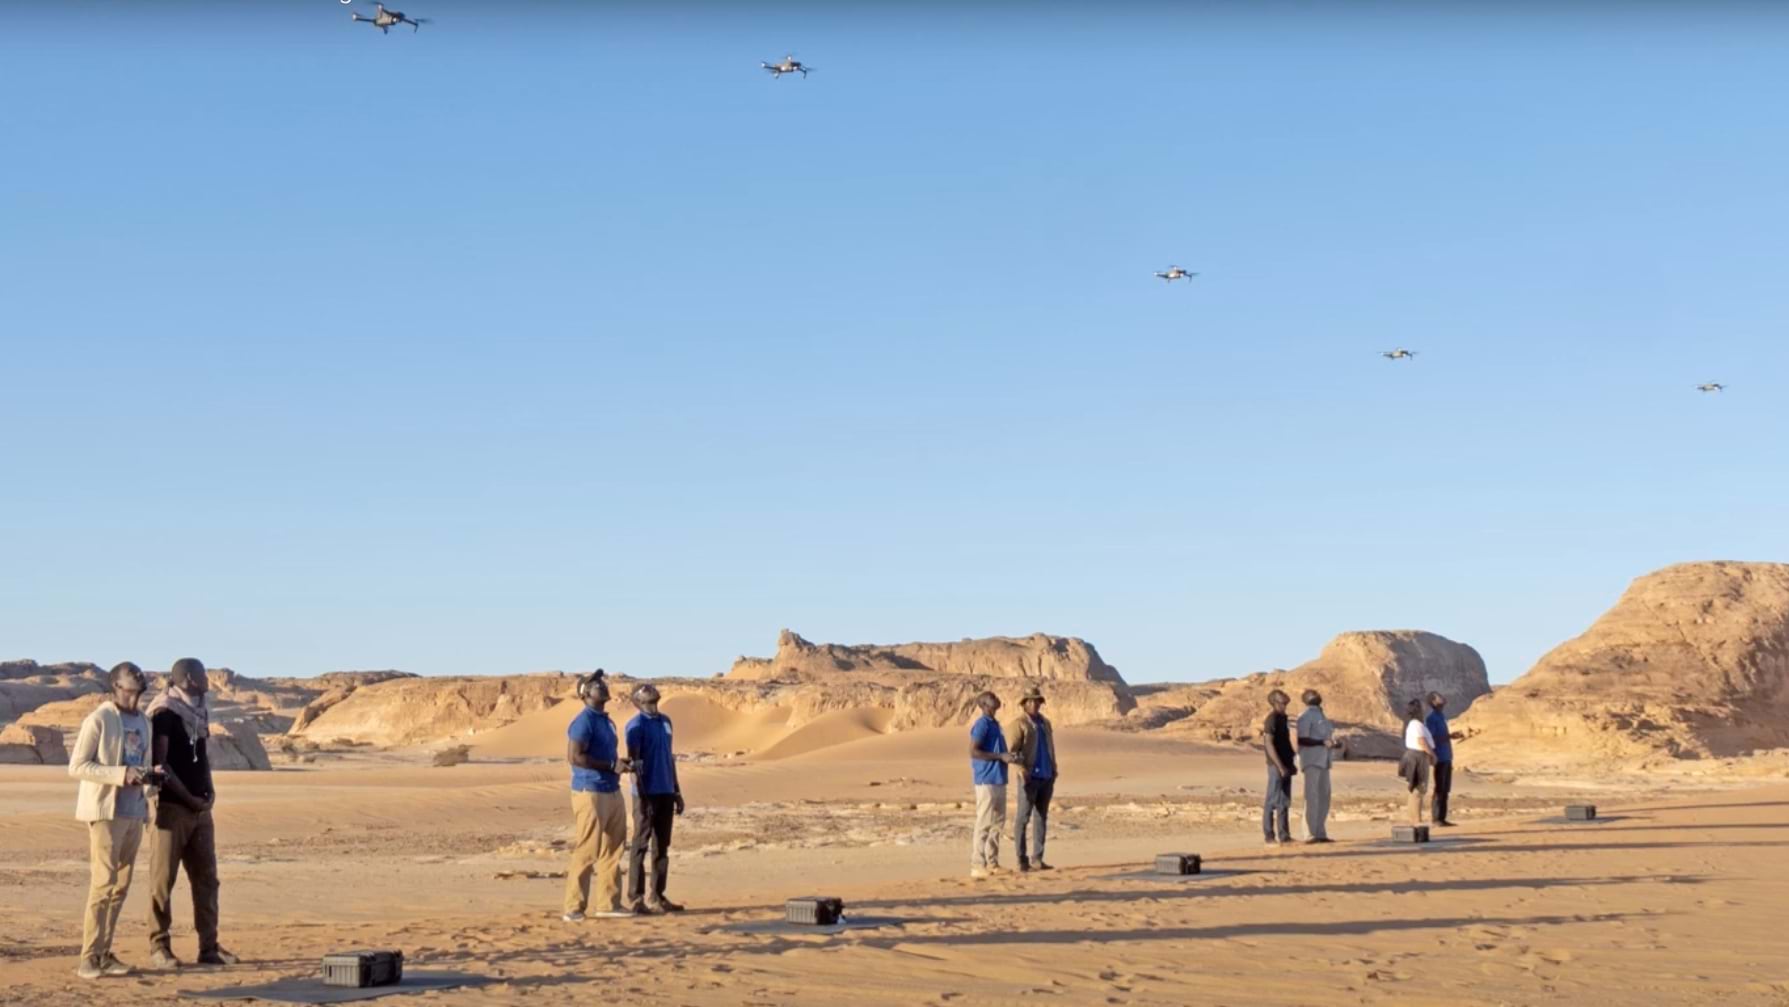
[69,662,155,980]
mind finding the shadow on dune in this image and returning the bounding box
[1478,820,1789,837]
[1623,800,1789,814]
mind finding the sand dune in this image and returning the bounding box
[469,696,891,762]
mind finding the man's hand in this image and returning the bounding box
[190,796,214,814]
[124,767,146,786]
[617,757,634,774]
[673,794,686,816]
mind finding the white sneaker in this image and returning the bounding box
[969,867,991,880]
[561,911,586,922]
[75,960,103,980]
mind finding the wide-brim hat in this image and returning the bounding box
[1019,685,1046,703]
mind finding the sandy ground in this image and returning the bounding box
[3,727,1788,1006]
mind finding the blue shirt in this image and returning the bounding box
[625,712,679,796]
[1029,715,1056,781]
[969,715,1008,786]
[567,707,620,793]
[1426,709,1453,763]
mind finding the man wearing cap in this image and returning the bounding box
[1005,685,1058,872]
[563,671,635,922]
[624,683,685,914]
[69,662,155,979]
[1295,688,1342,843]
[145,658,237,969]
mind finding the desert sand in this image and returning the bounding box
[3,725,1788,1006]
[5,560,1788,1004]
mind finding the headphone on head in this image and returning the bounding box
[576,668,608,699]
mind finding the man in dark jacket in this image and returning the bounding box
[146,658,238,969]
[1261,689,1297,846]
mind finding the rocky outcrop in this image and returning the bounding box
[1178,631,1491,758]
[1458,562,1789,765]
[729,630,1127,686]
[287,675,573,747]
[0,723,69,765]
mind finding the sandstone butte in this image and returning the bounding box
[1455,560,1789,767]
[1174,630,1491,758]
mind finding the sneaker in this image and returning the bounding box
[100,954,132,977]
[561,911,586,923]
[592,908,638,919]
[627,900,650,915]
[1305,837,1334,844]
[1017,862,1032,873]
[654,899,686,913]
[1436,820,1457,828]
[969,867,991,880]
[149,948,180,971]
[197,948,240,966]
[75,959,103,980]
[1034,861,1054,871]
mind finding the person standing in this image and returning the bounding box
[563,671,635,922]
[967,691,1016,879]
[69,662,155,979]
[146,658,237,969]
[1295,689,1342,843]
[1399,698,1436,826]
[1425,692,1456,827]
[1004,685,1057,872]
[624,683,685,914]
[1261,690,1297,846]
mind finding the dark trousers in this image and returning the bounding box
[147,802,220,954]
[1014,777,1054,864]
[1263,767,1292,841]
[627,793,676,903]
[1432,761,1454,823]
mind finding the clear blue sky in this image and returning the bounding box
[3,2,1784,685]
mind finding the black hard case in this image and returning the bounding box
[785,897,845,926]
[321,950,404,988]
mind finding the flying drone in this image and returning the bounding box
[351,3,428,33]
[1697,383,1725,393]
[761,55,812,78]
[1381,348,1418,360]
[1154,265,1197,283]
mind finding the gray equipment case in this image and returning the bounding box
[321,950,404,988]
[1391,825,1430,843]
[1565,804,1597,821]
[785,897,845,926]
[1153,853,1201,875]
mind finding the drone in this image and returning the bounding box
[1696,383,1725,393]
[761,55,812,78]
[1381,348,1417,360]
[1154,265,1198,283]
[351,3,428,33]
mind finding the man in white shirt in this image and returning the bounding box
[1399,698,1436,825]
[69,662,154,980]
[1295,690,1341,843]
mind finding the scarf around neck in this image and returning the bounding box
[146,685,209,750]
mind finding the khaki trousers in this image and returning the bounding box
[563,790,628,914]
[83,818,145,963]
[148,802,220,954]
[971,783,1006,869]
[1408,779,1429,825]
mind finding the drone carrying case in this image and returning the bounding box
[785,897,845,926]
[1153,853,1201,875]
[321,950,403,988]
[1391,825,1430,843]
[1565,804,1597,821]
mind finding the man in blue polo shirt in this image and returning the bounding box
[967,691,1018,879]
[563,671,633,922]
[1425,692,1456,827]
[625,683,685,914]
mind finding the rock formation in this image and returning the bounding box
[1457,561,1789,765]
[286,675,573,747]
[729,630,1126,686]
[1178,631,1491,758]
[0,723,69,765]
